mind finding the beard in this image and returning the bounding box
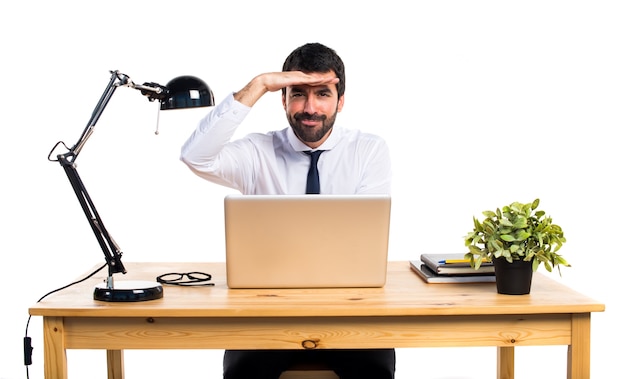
[287,110,337,143]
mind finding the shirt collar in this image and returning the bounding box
[287,126,341,152]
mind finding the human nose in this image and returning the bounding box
[303,95,319,113]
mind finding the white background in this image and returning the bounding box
[1,1,623,378]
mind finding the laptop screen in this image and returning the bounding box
[224,194,391,289]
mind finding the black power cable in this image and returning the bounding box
[24,263,106,378]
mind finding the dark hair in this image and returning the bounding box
[281,42,345,98]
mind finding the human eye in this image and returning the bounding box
[289,89,304,98]
[318,89,332,97]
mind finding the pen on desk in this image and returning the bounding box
[438,259,473,264]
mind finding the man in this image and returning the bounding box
[180,42,394,379]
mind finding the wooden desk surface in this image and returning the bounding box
[29,261,604,318]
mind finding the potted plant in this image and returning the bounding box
[464,198,570,294]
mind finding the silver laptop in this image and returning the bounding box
[224,194,391,289]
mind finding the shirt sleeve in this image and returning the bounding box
[357,137,392,195]
[179,93,251,185]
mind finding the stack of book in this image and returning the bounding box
[410,253,495,283]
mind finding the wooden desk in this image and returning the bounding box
[29,261,604,379]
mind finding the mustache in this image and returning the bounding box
[294,112,327,122]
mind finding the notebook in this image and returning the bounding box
[224,194,391,289]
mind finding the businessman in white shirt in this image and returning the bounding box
[181,42,394,379]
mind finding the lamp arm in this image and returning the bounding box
[50,70,167,287]
[58,155,127,280]
[71,71,166,156]
[71,71,125,156]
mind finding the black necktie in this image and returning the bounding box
[305,150,324,194]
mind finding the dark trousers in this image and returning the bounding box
[223,349,395,379]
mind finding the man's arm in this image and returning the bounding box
[234,71,339,107]
[182,70,336,161]
[180,71,340,189]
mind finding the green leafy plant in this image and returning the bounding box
[464,198,570,274]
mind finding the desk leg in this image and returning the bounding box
[107,350,125,379]
[568,313,591,379]
[42,317,68,379]
[497,346,514,379]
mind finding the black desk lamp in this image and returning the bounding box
[48,70,214,302]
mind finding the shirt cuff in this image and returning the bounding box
[215,92,251,122]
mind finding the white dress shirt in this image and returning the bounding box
[180,93,391,195]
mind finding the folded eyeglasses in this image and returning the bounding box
[156,272,215,286]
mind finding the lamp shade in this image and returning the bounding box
[160,75,215,110]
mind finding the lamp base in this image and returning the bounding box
[94,280,164,302]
